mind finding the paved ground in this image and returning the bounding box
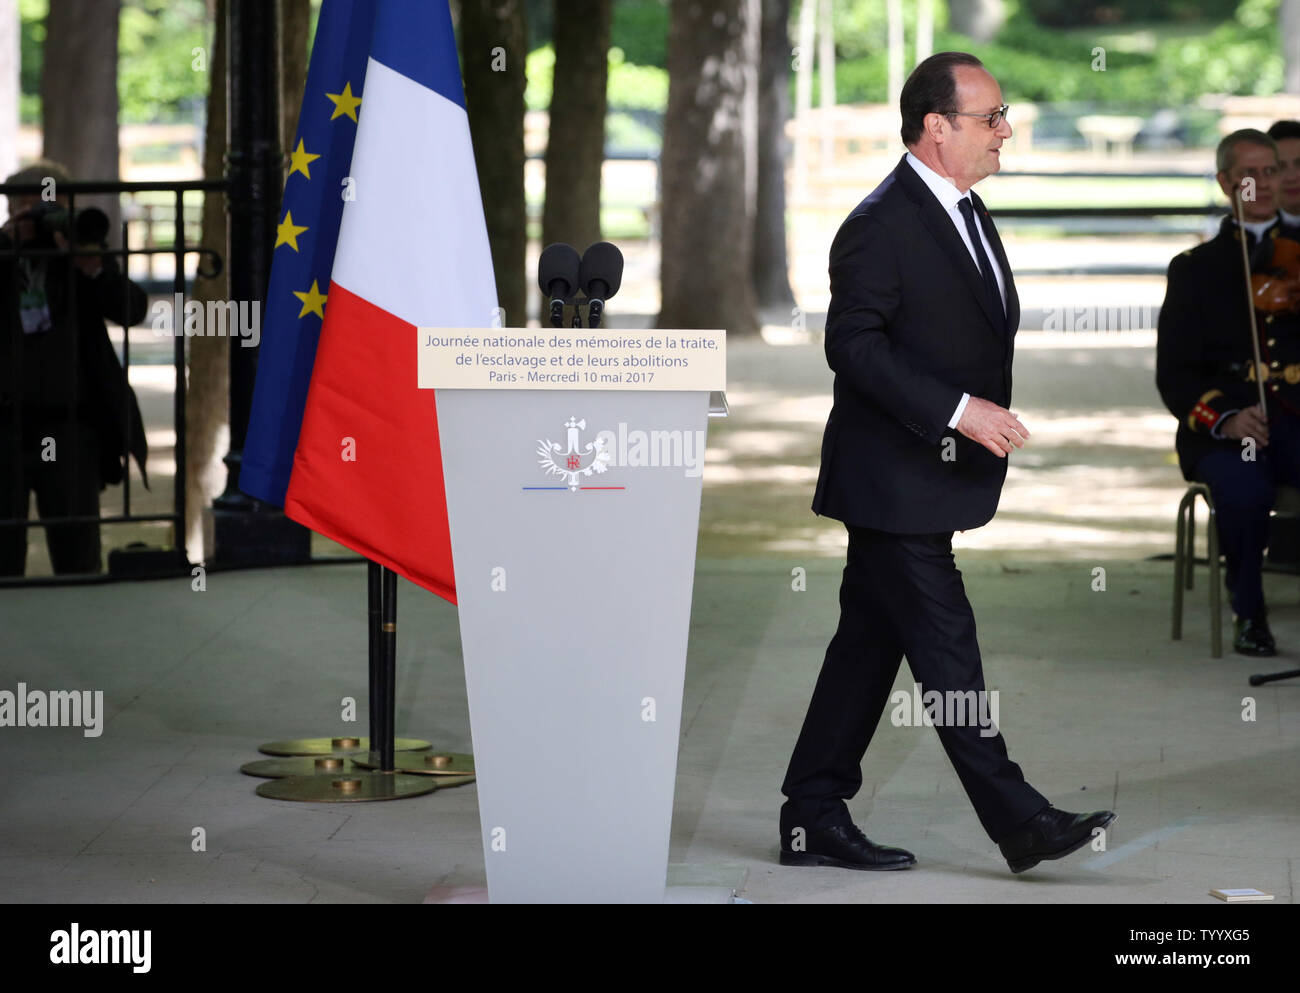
[3,333,1298,904]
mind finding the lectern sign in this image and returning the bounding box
[417,327,725,391]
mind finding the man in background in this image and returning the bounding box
[0,159,147,576]
[1156,129,1300,656]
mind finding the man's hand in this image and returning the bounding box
[955,396,1029,457]
[1219,404,1269,446]
[52,230,104,279]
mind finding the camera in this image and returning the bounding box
[13,203,110,249]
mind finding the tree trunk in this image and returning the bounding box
[460,0,528,328]
[916,0,934,66]
[947,0,1004,45]
[658,0,760,337]
[280,0,311,165]
[887,0,903,104]
[41,0,121,237]
[753,0,794,314]
[0,0,18,211]
[187,0,229,558]
[792,0,814,200]
[1284,0,1300,95]
[540,0,610,318]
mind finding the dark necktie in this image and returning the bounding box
[957,197,1004,318]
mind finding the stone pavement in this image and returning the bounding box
[2,335,1297,903]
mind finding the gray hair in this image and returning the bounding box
[1216,129,1277,174]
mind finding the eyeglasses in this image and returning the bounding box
[946,104,1010,129]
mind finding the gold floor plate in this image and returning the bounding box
[416,774,476,789]
[350,750,475,776]
[240,756,362,779]
[257,736,432,757]
[255,772,438,802]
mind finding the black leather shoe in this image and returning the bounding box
[997,806,1116,874]
[778,823,916,871]
[1234,615,1276,656]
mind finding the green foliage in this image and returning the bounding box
[822,0,1283,107]
[20,0,210,125]
[18,0,46,124]
[606,48,668,110]
[610,0,669,68]
[524,43,556,111]
[117,0,210,123]
[522,0,667,66]
[1022,0,1239,27]
[526,43,668,113]
[828,0,948,61]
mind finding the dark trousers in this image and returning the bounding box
[1193,406,1300,620]
[0,416,102,576]
[781,525,1048,844]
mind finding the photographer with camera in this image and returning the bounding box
[0,160,148,577]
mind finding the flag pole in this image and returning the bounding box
[245,560,476,794]
[378,565,397,771]
[349,565,476,778]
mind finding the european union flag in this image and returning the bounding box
[239,0,378,507]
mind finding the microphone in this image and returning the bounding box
[579,242,623,329]
[537,242,581,328]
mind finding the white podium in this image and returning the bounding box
[421,326,726,903]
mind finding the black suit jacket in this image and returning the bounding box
[812,153,1020,533]
[1155,216,1300,480]
[0,238,150,489]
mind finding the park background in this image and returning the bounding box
[3,0,1299,573]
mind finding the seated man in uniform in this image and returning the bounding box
[1157,128,1300,656]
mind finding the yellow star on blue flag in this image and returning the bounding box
[326,81,362,122]
[293,279,328,319]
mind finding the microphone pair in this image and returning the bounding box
[538,241,623,329]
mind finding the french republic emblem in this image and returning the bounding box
[538,415,612,491]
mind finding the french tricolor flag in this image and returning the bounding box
[241,0,497,603]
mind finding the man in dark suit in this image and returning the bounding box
[1156,128,1300,656]
[779,52,1116,875]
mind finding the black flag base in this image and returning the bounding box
[206,503,313,569]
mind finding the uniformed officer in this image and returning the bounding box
[1156,128,1300,656]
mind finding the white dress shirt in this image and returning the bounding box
[1242,216,1278,242]
[905,151,1009,429]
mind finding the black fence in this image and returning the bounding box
[0,179,224,586]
